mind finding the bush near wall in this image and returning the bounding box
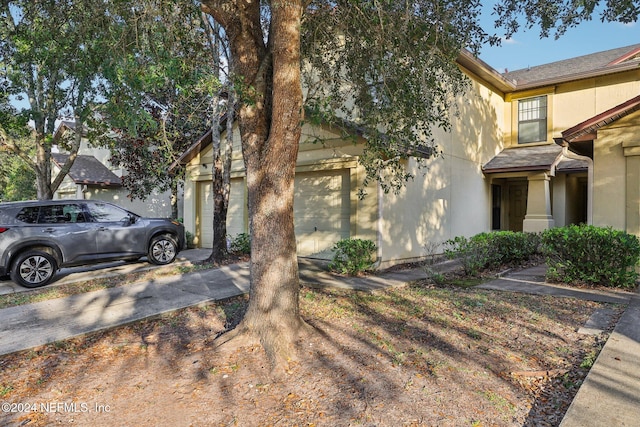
[541,225,640,289]
[444,231,541,276]
[329,238,377,276]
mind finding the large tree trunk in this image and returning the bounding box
[202,0,306,366]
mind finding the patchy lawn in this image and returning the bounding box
[0,273,621,426]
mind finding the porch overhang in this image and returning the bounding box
[482,144,588,175]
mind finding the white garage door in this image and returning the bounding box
[294,169,351,258]
[197,178,246,248]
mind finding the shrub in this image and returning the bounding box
[329,238,377,276]
[185,231,195,249]
[229,233,251,255]
[445,231,541,276]
[541,225,640,288]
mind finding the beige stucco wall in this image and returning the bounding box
[593,112,640,234]
[377,73,505,264]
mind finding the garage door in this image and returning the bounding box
[197,178,246,248]
[294,169,351,258]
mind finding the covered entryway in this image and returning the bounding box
[483,145,589,232]
[294,169,351,258]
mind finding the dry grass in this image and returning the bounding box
[0,272,621,426]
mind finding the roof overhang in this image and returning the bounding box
[483,144,588,174]
[456,50,517,94]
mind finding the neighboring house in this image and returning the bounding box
[52,121,178,219]
[177,43,640,267]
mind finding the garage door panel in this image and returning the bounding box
[294,170,350,259]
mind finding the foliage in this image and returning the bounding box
[229,233,251,255]
[0,0,117,199]
[541,225,640,288]
[0,158,36,201]
[185,231,195,249]
[0,94,35,201]
[302,0,490,195]
[329,238,377,276]
[445,231,541,276]
[492,0,640,40]
[97,1,223,202]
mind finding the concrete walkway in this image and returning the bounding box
[0,250,638,425]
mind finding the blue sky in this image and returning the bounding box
[478,7,639,74]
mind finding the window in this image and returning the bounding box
[86,202,131,223]
[37,204,84,224]
[518,96,547,144]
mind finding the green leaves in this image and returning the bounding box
[492,0,639,40]
[541,225,640,288]
[329,238,378,276]
[302,0,488,195]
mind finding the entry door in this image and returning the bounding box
[508,182,528,232]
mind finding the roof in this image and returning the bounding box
[503,43,640,90]
[482,144,588,174]
[456,50,516,93]
[169,128,213,172]
[52,154,122,187]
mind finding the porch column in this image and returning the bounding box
[523,172,555,232]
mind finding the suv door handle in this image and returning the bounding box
[98,226,108,231]
[42,228,56,233]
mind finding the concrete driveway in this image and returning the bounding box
[0,248,213,296]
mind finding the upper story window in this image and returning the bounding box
[518,95,547,144]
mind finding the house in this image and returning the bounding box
[52,121,178,218]
[177,43,640,267]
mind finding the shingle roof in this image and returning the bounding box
[503,43,640,89]
[482,144,588,173]
[52,154,122,187]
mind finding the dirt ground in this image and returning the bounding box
[0,272,622,427]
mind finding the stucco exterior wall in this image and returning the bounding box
[377,74,504,264]
[503,68,640,147]
[592,124,630,231]
[592,112,640,234]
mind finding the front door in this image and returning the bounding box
[508,182,528,232]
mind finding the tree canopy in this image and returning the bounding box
[493,0,640,39]
[0,0,120,199]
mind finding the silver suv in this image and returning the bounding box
[0,200,185,288]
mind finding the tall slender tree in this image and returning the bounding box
[0,0,114,199]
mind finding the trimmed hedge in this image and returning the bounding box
[444,231,541,276]
[541,224,640,288]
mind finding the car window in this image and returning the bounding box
[86,203,130,223]
[16,206,40,224]
[38,204,84,224]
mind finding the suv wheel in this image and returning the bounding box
[148,235,178,265]
[11,250,57,288]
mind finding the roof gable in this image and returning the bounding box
[52,154,122,187]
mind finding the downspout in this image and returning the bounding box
[554,137,594,225]
[371,181,383,269]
